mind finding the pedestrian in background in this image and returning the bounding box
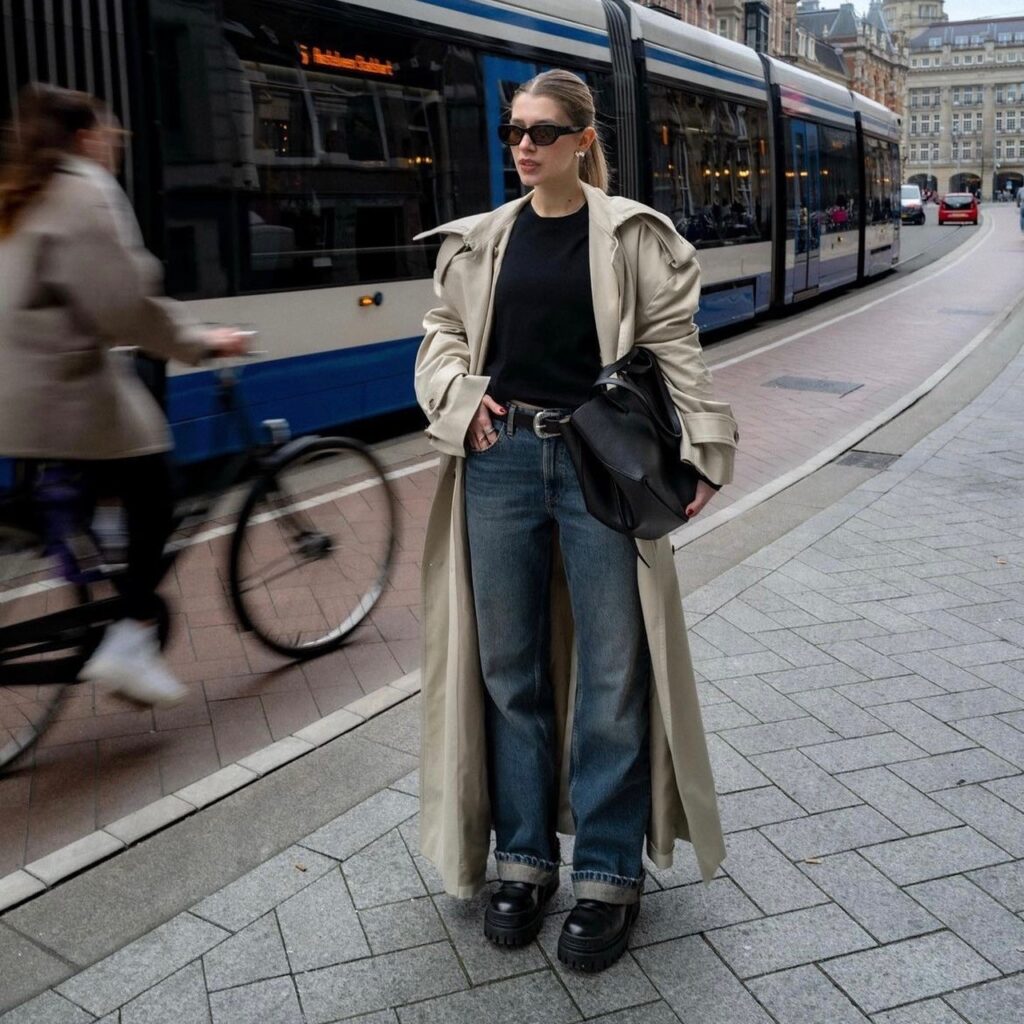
[0,83,247,706]
[414,69,738,971]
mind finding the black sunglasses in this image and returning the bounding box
[497,123,585,147]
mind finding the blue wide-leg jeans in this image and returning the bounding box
[464,417,651,904]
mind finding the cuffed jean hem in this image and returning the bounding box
[495,852,559,886]
[572,870,644,905]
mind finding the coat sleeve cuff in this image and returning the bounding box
[680,411,739,488]
[423,373,490,457]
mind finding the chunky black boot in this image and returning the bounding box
[557,898,640,972]
[483,877,559,947]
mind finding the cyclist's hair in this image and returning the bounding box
[513,69,610,193]
[0,83,102,237]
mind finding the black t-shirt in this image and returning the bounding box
[483,202,600,409]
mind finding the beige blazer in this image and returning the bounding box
[413,183,740,898]
[0,159,206,460]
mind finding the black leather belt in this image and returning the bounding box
[499,404,571,439]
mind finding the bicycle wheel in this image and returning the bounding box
[0,525,88,771]
[228,437,396,659]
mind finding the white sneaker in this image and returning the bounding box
[80,619,188,708]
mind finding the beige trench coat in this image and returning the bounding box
[414,182,739,898]
[0,159,206,461]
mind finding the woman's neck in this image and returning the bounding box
[530,179,586,218]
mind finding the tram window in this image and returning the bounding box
[647,84,771,248]
[863,136,900,226]
[149,0,495,297]
[818,126,858,233]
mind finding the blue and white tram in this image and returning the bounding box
[0,0,901,464]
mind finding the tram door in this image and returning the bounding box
[787,119,821,295]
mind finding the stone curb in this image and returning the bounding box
[0,673,420,913]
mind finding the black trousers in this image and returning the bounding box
[76,453,174,622]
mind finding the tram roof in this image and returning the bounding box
[850,91,901,142]
[762,55,856,129]
[630,2,768,103]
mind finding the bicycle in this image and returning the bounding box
[0,357,397,771]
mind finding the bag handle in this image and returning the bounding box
[594,351,682,440]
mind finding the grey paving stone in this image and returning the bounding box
[719,786,806,832]
[121,962,210,1024]
[276,866,369,972]
[707,735,770,793]
[791,689,889,738]
[713,677,806,723]
[838,675,946,708]
[359,898,446,955]
[721,830,827,914]
[889,748,1019,792]
[801,733,927,774]
[191,846,336,932]
[537,914,656,1018]
[967,860,1024,912]
[295,942,466,1024]
[756,628,836,669]
[701,701,760,732]
[836,768,962,834]
[56,913,228,1018]
[391,771,419,798]
[706,903,875,978]
[301,789,420,861]
[749,749,861,813]
[796,852,939,943]
[338,1014,398,1024]
[633,935,773,1024]
[933,641,1024,668]
[585,1003,678,1024]
[718,717,840,755]
[953,715,1024,768]
[906,875,1024,972]
[396,971,579,1024]
[432,890,545,985]
[932,783,1024,857]
[761,806,906,861]
[914,687,1024,723]
[862,630,960,657]
[0,992,94,1024]
[870,1000,966,1024]
[795,621,889,645]
[202,913,289,992]
[696,651,794,682]
[209,977,303,1024]
[945,974,1024,1024]
[759,663,867,694]
[747,965,869,1024]
[719,597,788,634]
[343,830,426,909]
[822,932,1000,1014]
[868,702,976,754]
[984,772,1024,812]
[860,827,1011,885]
[822,641,907,680]
[628,878,761,948]
[891,652,990,693]
[694,614,766,656]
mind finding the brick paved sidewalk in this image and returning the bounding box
[6,293,1024,1022]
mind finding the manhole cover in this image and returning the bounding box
[837,451,899,470]
[764,376,863,397]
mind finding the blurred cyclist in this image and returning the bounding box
[0,84,248,707]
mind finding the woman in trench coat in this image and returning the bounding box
[414,70,739,972]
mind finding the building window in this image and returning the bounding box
[952,113,961,131]
[910,143,918,161]
[952,87,961,104]
[996,140,1003,157]
[743,2,769,54]
[1008,111,1017,131]
[997,112,1004,131]
[910,114,919,133]
[953,56,960,65]
[1008,140,1017,158]
[964,55,973,65]
[718,17,729,38]
[999,32,1011,44]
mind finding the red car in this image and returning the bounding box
[938,192,979,225]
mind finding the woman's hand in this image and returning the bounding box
[203,327,252,359]
[466,395,507,452]
[685,479,717,520]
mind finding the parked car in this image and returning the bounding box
[900,183,926,225]
[937,192,979,226]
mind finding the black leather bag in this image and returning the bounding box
[562,348,699,540]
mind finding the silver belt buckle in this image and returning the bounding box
[533,409,564,439]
